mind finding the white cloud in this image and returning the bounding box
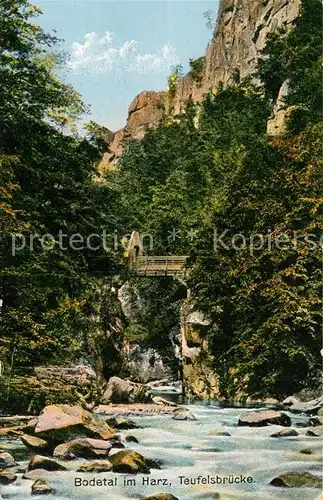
[68,31,180,75]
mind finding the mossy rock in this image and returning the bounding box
[300,448,313,455]
[109,450,160,474]
[271,428,299,438]
[270,471,322,488]
[27,455,66,472]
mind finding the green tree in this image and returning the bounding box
[0,1,120,380]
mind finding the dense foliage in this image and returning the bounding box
[112,0,322,398]
[0,0,321,403]
[0,0,119,383]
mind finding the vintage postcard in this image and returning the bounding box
[0,0,322,499]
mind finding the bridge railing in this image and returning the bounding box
[132,255,188,276]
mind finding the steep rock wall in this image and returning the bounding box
[101,0,300,165]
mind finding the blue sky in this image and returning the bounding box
[37,1,219,130]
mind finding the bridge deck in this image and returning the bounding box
[132,256,188,276]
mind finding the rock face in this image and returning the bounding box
[34,404,115,445]
[238,410,291,427]
[100,91,166,165]
[122,344,173,384]
[101,0,301,163]
[173,0,301,114]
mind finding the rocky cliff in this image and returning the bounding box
[100,0,301,165]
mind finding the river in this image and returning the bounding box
[0,404,321,499]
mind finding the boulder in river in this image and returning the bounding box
[23,469,51,480]
[172,413,197,421]
[31,478,53,495]
[0,471,17,484]
[125,435,139,443]
[0,452,17,468]
[309,416,323,427]
[53,437,112,460]
[300,448,313,454]
[270,471,322,488]
[208,430,231,436]
[306,426,323,437]
[108,450,160,474]
[282,395,323,414]
[77,460,113,473]
[270,428,299,437]
[152,396,178,407]
[105,415,140,429]
[140,495,179,500]
[238,410,291,427]
[28,455,66,472]
[34,404,115,445]
[102,377,152,404]
[21,434,50,454]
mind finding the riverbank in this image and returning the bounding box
[0,401,322,499]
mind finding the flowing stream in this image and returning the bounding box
[0,404,322,500]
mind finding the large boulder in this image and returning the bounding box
[102,377,152,404]
[23,469,51,480]
[21,434,50,454]
[238,410,291,427]
[108,450,160,474]
[34,404,115,445]
[270,472,322,488]
[77,460,113,473]
[283,395,323,414]
[31,478,53,495]
[53,438,112,460]
[27,455,66,472]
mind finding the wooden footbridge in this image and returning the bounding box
[127,232,188,277]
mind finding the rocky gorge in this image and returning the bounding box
[99,0,301,165]
[0,0,322,496]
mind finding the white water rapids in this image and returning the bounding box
[0,404,322,499]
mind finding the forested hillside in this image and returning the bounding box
[0,0,321,411]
